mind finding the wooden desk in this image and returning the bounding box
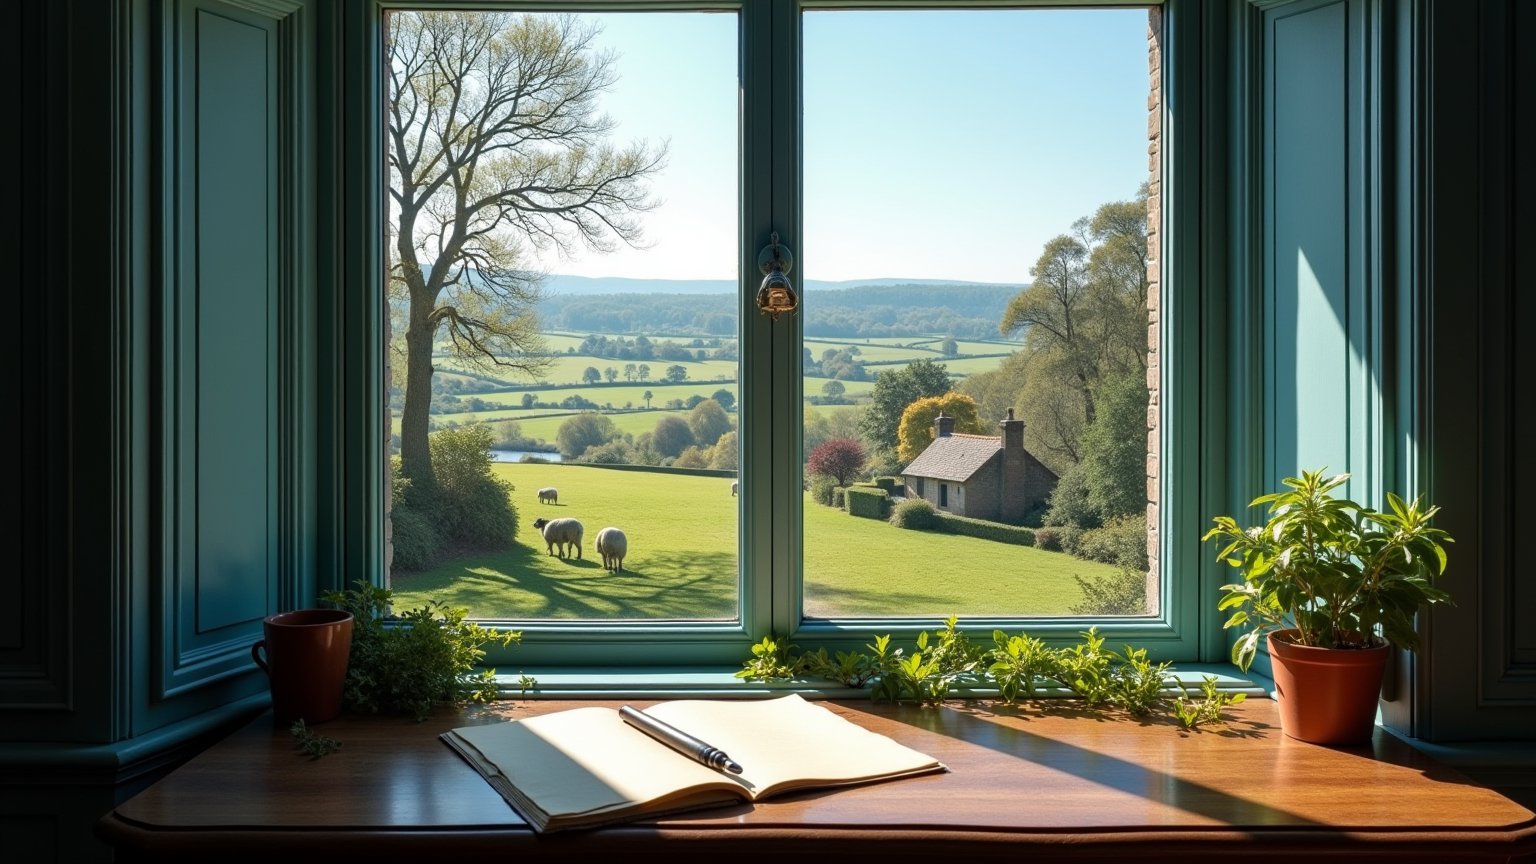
[97,698,1536,863]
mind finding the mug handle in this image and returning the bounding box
[251,640,269,674]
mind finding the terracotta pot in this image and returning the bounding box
[1267,629,1389,745]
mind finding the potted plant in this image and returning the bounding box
[1202,469,1452,744]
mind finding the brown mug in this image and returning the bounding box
[251,609,354,725]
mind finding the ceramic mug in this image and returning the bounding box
[251,609,354,724]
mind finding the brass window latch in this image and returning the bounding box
[755,232,797,320]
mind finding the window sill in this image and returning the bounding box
[494,662,1268,700]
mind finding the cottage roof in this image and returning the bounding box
[902,433,1001,482]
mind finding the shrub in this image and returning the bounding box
[872,476,901,493]
[810,475,838,507]
[1070,567,1148,616]
[931,512,1035,546]
[831,486,847,509]
[429,425,516,549]
[1073,513,1149,570]
[1043,464,1100,529]
[1034,525,1082,552]
[889,497,938,530]
[845,485,890,519]
[389,502,441,571]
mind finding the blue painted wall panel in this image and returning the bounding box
[192,9,275,634]
[1264,0,1358,493]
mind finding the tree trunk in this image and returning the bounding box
[399,291,438,494]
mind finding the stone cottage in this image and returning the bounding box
[901,409,1057,524]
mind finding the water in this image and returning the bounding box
[489,449,563,463]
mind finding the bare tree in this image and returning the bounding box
[388,11,665,489]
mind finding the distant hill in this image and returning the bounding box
[536,278,1025,340]
[542,274,1024,296]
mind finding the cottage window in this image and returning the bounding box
[363,0,1202,675]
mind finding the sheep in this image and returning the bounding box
[531,517,583,559]
[595,527,628,572]
[731,480,738,497]
[538,487,558,505]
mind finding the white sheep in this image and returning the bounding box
[538,487,558,505]
[731,480,738,497]
[595,527,628,572]
[531,517,583,559]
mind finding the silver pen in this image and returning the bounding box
[619,705,745,774]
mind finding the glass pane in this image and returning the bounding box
[802,8,1157,620]
[383,10,740,620]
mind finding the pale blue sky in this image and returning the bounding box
[526,8,1151,284]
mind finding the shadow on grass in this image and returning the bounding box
[390,544,737,620]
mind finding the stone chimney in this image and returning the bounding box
[999,408,1027,525]
[934,411,954,438]
[1000,408,1025,452]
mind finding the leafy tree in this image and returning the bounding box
[1078,372,1149,521]
[808,438,867,487]
[709,430,738,470]
[673,446,710,468]
[999,192,1148,432]
[652,414,696,458]
[582,366,602,385]
[637,364,651,381]
[388,11,664,490]
[711,388,735,411]
[859,359,953,454]
[642,389,653,408]
[804,405,865,462]
[520,393,536,409]
[821,380,846,402]
[623,363,637,381]
[664,364,688,383]
[555,412,619,459]
[896,393,988,464]
[603,367,618,383]
[939,336,959,357]
[688,398,732,447]
[685,394,705,409]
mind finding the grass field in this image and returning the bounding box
[387,463,1117,619]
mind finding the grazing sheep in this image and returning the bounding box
[531,517,583,559]
[595,527,628,572]
[730,480,738,497]
[537,487,558,505]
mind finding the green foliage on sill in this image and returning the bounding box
[322,580,526,722]
[1173,675,1247,730]
[738,619,1239,729]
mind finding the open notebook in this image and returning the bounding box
[441,693,946,833]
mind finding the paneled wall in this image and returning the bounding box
[1259,0,1376,501]
[0,1,315,859]
[1410,0,1536,740]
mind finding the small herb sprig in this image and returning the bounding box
[289,719,342,759]
[1172,675,1247,730]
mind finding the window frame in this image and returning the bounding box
[325,0,1228,676]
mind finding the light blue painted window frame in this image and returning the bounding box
[326,0,1230,679]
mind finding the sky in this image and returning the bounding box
[510,9,1154,285]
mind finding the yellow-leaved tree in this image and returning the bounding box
[896,393,989,464]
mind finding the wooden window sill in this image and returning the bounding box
[97,698,1536,863]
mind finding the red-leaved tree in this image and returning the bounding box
[808,438,868,487]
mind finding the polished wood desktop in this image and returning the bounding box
[98,697,1536,862]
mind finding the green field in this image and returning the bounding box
[388,463,1117,619]
[512,410,693,442]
